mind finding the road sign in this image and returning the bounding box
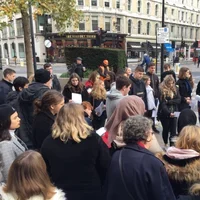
[44,40,52,48]
[157,27,169,44]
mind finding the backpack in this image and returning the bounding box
[67,63,77,75]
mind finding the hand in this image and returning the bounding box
[170,113,175,118]
[69,99,74,103]
[83,67,86,71]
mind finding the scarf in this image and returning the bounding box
[106,95,145,143]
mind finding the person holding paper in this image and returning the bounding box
[158,75,181,148]
[62,73,89,103]
[90,80,107,130]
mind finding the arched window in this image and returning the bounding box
[4,43,8,58]
[138,21,141,34]
[147,22,150,35]
[138,0,141,12]
[155,4,158,16]
[147,2,150,14]
[128,19,132,34]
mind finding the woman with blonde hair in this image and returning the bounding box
[90,79,107,130]
[157,125,200,198]
[158,75,181,147]
[41,103,110,200]
[0,150,66,199]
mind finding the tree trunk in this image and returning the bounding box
[21,10,34,78]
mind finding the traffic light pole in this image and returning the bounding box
[160,0,165,76]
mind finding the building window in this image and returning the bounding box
[185,27,187,38]
[9,21,15,37]
[197,15,199,23]
[190,28,193,38]
[116,18,121,32]
[10,43,16,58]
[171,25,174,33]
[147,22,150,35]
[155,23,158,35]
[16,18,23,36]
[92,16,98,30]
[155,5,158,16]
[171,9,174,16]
[128,0,131,11]
[18,43,25,58]
[186,12,187,21]
[4,43,8,58]
[138,0,141,12]
[191,0,193,6]
[138,21,141,34]
[2,27,7,39]
[164,7,167,14]
[181,27,184,37]
[178,11,180,20]
[79,22,85,31]
[147,2,150,14]
[78,0,84,5]
[196,29,198,39]
[198,0,200,7]
[191,13,193,23]
[181,11,184,21]
[182,0,184,3]
[91,0,97,6]
[105,1,110,7]
[116,0,120,8]
[177,26,180,36]
[128,19,132,34]
[105,17,110,31]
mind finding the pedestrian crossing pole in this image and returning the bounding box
[161,0,165,76]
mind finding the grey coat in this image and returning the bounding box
[0,134,26,183]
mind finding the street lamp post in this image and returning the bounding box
[161,0,165,76]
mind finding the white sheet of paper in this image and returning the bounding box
[196,95,200,102]
[152,110,157,118]
[72,93,82,104]
[174,112,180,118]
[96,127,106,136]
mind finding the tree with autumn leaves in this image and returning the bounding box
[0,0,82,77]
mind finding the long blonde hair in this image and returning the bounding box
[90,80,106,100]
[160,75,177,99]
[176,125,200,153]
[4,151,55,200]
[52,103,93,143]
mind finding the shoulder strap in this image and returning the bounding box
[119,150,135,200]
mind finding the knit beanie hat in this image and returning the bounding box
[34,69,51,83]
[0,104,16,122]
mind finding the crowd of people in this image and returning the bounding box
[0,58,199,200]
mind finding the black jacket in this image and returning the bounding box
[129,75,148,110]
[158,87,181,118]
[17,82,50,148]
[62,84,89,103]
[177,195,200,200]
[52,74,61,92]
[41,133,111,200]
[146,72,160,98]
[6,91,20,108]
[0,79,13,105]
[32,110,55,150]
[104,144,176,200]
[176,79,192,111]
[196,81,200,95]
[161,70,176,82]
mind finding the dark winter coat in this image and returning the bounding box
[6,91,20,109]
[161,70,176,82]
[129,75,148,110]
[158,87,181,118]
[0,79,13,105]
[32,110,55,150]
[157,153,200,198]
[104,144,176,200]
[52,74,61,92]
[176,79,192,111]
[177,195,200,200]
[41,133,111,200]
[17,82,50,149]
[146,72,160,98]
[62,84,89,103]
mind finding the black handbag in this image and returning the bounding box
[119,149,135,200]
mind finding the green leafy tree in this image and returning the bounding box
[0,0,82,77]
